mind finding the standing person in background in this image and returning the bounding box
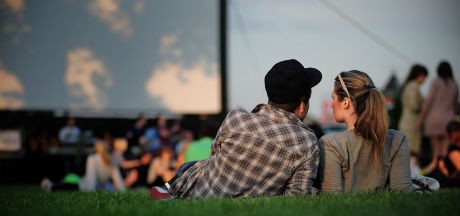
[398,65,428,174]
[417,61,459,171]
[399,64,428,156]
[320,70,414,193]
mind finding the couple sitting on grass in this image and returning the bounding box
[150,59,439,200]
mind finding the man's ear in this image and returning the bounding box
[298,101,305,113]
[294,101,304,115]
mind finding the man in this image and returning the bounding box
[59,117,81,145]
[151,59,322,199]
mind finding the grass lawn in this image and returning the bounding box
[1,185,459,216]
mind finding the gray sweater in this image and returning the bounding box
[319,129,412,193]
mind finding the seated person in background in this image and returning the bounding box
[59,117,81,144]
[429,120,460,188]
[41,140,126,192]
[182,121,219,163]
[147,147,176,187]
[112,138,151,188]
[173,129,195,168]
[126,115,148,159]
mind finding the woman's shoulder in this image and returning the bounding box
[432,77,443,83]
[405,81,418,88]
[387,129,405,137]
[321,130,406,146]
[431,77,453,87]
[386,129,407,149]
[320,130,354,145]
[387,129,406,141]
[320,129,406,143]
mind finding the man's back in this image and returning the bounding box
[169,104,319,198]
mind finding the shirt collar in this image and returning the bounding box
[251,104,309,130]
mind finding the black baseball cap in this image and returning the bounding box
[265,59,322,104]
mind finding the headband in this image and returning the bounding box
[338,73,351,99]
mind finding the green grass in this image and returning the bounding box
[1,185,459,216]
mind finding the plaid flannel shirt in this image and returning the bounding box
[169,104,319,198]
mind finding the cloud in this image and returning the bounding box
[147,34,220,113]
[0,63,24,109]
[160,35,183,58]
[88,0,133,38]
[145,59,220,114]
[65,48,113,110]
[2,0,25,13]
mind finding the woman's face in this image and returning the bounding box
[332,89,345,123]
[416,75,427,84]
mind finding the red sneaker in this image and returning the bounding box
[150,186,173,200]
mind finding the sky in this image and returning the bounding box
[0,0,459,120]
[228,0,460,120]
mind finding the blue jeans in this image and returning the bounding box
[165,161,198,189]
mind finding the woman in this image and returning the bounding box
[398,64,428,156]
[42,140,126,192]
[417,61,459,166]
[79,140,126,191]
[319,70,412,193]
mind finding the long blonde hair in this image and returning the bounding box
[335,70,389,170]
[94,140,112,168]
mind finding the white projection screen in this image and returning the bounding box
[0,0,221,116]
[0,129,24,158]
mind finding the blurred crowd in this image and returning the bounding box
[39,114,221,191]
